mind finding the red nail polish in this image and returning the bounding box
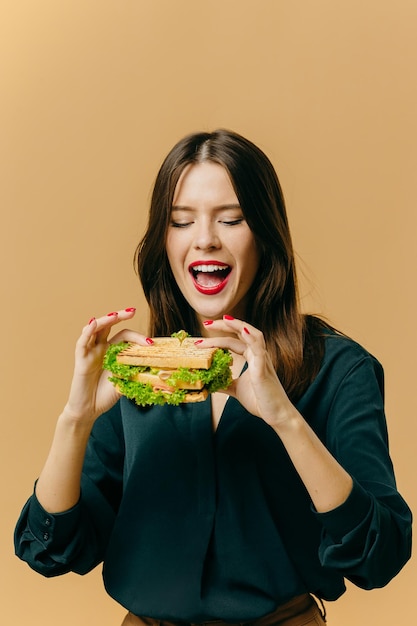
[146,337,154,345]
[107,311,118,317]
[88,317,96,325]
[125,307,136,312]
[203,320,213,326]
[194,339,203,345]
[223,314,234,320]
[243,327,250,335]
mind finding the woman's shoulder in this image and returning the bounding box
[299,316,385,410]
[305,315,383,376]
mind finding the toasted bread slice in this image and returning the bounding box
[116,338,216,370]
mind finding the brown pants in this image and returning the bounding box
[121,594,326,626]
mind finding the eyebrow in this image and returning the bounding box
[171,203,242,212]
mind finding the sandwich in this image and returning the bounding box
[103,330,233,406]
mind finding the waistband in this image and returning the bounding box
[123,593,325,626]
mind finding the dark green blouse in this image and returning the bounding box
[15,332,412,621]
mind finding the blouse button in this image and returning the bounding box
[45,518,51,526]
[43,532,49,541]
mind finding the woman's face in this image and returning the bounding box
[166,161,260,326]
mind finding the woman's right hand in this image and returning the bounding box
[35,307,149,513]
[64,307,150,424]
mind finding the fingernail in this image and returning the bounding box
[203,320,213,326]
[88,317,96,325]
[243,327,250,335]
[194,339,204,345]
[223,314,234,320]
[125,307,136,312]
[146,337,154,345]
[107,311,118,317]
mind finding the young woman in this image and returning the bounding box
[15,130,412,626]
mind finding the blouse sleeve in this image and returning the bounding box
[314,351,412,588]
[14,402,125,577]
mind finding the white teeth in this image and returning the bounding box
[192,264,227,272]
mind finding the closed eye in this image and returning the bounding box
[219,218,245,226]
[170,218,244,228]
[170,221,193,228]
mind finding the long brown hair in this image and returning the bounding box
[135,129,329,400]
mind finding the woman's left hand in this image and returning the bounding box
[200,316,296,428]
[200,316,354,513]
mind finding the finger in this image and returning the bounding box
[93,307,136,332]
[195,335,246,356]
[204,316,259,337]
[203,317,266,352]
[223,318,268,354]
[77,316,100,351]
[76,308,137,353]
[88,307,138,344]
[109,329,152,345]
[236,324,267,355]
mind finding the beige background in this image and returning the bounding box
[1,1,415,624]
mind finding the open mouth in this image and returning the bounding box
[189,262,232,295]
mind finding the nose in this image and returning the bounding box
[193,221,221,250]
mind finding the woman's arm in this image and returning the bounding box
[35,307,147,513]
[269,407,354,512]
[200,316,353,513]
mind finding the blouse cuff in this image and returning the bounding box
[28,484,82,549]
